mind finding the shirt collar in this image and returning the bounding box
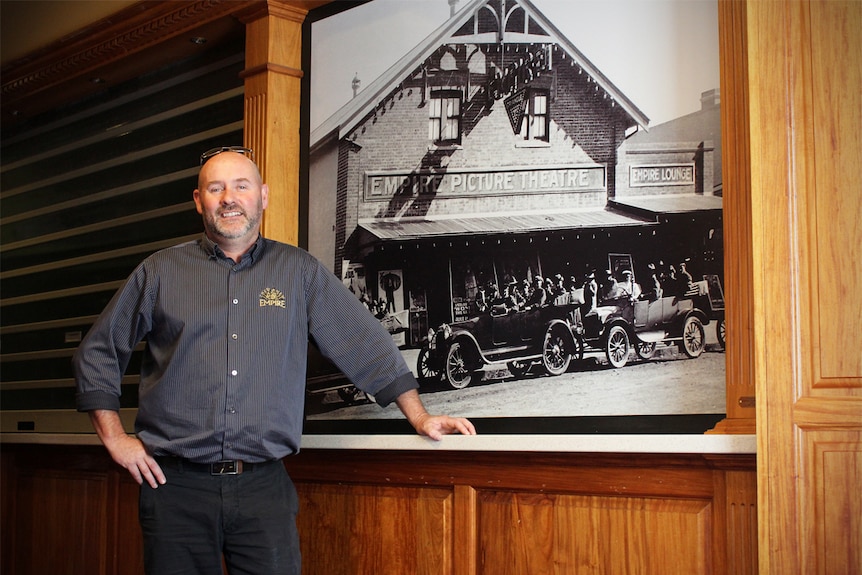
[199,234,266,265]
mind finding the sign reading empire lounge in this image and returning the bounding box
[365,166,606,200]
[629,163,696,187]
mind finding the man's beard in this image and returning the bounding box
[204,203,262,240]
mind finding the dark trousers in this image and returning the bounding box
[140,458,301,575]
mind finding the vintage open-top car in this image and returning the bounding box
[579,278,718,368]
[419,299,581,389]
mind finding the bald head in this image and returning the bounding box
[198,151,262,190]
[193,151,269,261]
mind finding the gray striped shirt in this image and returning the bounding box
[74,235,417,462]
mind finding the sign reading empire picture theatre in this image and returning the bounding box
[305,0,725,432]
[366,166,606,199]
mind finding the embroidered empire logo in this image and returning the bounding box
[259,288,285,308]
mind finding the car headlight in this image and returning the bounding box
[440,324,452,340]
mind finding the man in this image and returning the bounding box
[601,269,621,301]
[524,275,547,309]
[492,281,518,313]
[74,147,476,575]
[618,269,642,301]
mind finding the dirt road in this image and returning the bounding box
[307,342,726,422]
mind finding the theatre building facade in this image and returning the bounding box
[309,0,721,347]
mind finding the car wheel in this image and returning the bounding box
[605,325,630,368]
[445,341,474,389]
[635,340,657,360]
[716,317,726,351]
[416,347,440,383]
[507,360,531,378]
[542,326,572,376]
[680,316,706,358]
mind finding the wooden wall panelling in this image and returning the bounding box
[477,492,712,575]
[0,444,755,575]
[747,0,862,573]
[284,449,756,575]
[11,449,111,575]
[0,450,17,575]
[710,459,759,575]
[296,483,453,575]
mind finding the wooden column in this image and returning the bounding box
[238,1,308,246]
[709,0,756,434]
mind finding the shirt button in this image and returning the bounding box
[231,370,238,376]
[231,334,238,340]
[229,407,236,414]
[232,298,239,305]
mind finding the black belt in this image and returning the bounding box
[156,456,275,476]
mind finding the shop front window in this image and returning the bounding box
[450,253,540,321]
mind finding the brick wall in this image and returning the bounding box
[340,53,634,221]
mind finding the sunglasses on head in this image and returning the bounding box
[200,146,255,166]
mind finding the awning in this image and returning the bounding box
[344,208,656,255]
[609,194,723,216]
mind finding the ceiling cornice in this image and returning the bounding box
[1,0,258,128]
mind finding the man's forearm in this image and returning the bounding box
[394,389,430,430]
[89,409,130,447]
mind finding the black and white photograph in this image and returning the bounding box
[304,0,725,432]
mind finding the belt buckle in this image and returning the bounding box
[210,460,242,475]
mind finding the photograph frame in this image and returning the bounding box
[299,0,731,439]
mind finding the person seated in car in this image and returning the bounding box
[525,276,547,309]
[618,269,642,301]
[601,269,622,301]
[492,282,519,313]
[644,263,663,301]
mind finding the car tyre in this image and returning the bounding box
[445,341,475,389]
[680,316,706,358]
[605,325,630,368]
[542,326,572,376]
[716,317,726,351]
[635,340,657,360]
[416,347,440,383]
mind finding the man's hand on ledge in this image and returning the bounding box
[395,389,477,440]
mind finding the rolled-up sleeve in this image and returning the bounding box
[74,263,153,412]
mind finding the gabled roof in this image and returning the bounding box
[311,0,649,151]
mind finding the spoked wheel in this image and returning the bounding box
[542,326,572,375]
[444,341,475,389]
[716,317,726,351]
[679,316,706,358]
[635,340,657,360]
[416,347,440,383]
[605,325,630,368]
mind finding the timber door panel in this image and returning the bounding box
[295,483,453,575]
[15,469,110,575]
[477,491,712,575]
